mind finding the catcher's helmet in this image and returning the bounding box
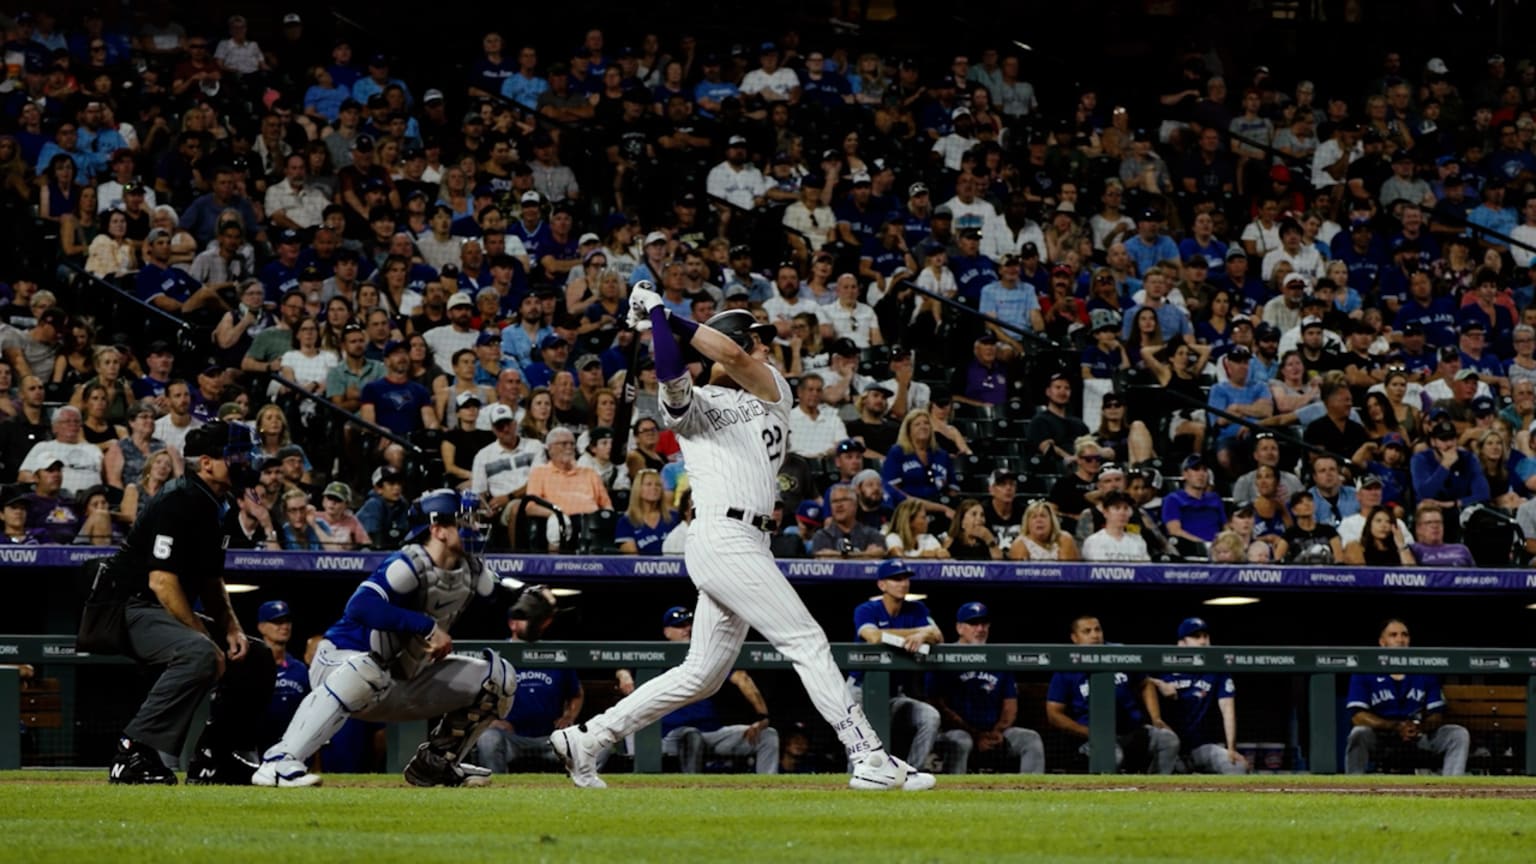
[704,309,776,351]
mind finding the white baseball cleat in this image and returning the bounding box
[550,726,608,789]
[848,749,903,790]
[251,757,322,788]
[891,755,936,791]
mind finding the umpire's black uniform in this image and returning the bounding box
[110,424,273,784]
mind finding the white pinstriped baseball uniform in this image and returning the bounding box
[581,363,881,755]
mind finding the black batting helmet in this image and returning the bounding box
[704,309,776,351]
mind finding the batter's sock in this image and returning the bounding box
[834,704,884,757]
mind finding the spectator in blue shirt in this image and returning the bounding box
[693,54,740,119]
[500,45,549,110]
[303,67,351,123]
[615,469,679,555]
[354,465,411,549]
[352,53,411,109]
[1119,270,1193,343]
[1162,454,1226,546]
[136,228,225,315]
[1465,179,1518,247]
[1206,346,1271,452]
[359,341,438,444]
[979,253,1044,353]
[1411,417,1490,516]
[948,227,998,305]
[1123,208,1181,276]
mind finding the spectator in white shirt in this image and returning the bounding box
[422,292,482,364]
[706,135,768,224]
[782,182,836,255]
[213,15,265,76]
[1081,491,1150,562]
[817,273,883,348]
[739,43,801,104]
[1309,122,1362,190]
[762,262,821,336]
[933,109,978,172]
[788,373,847,459]
[264,154,329,231]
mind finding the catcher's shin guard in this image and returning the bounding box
[426,648,516,763]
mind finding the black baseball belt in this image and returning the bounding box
[725,508,774,532]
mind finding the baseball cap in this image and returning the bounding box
[1180,454,1206,471]
[1226,345,1252,361]
[1299,316,1324,331]
[1357,473,1385,490]
[1473,395,1496,415]
[352,134,375,153]
[908,182,929,197]
[1225,246,1248,261]
[258,600,292,623]
[956,602,990,624]
[578,232,601,246]
[29,447,65,471]
[830,337,860,357]
[322,481,352,503]
[1401,321,1425,336]
[1381,433,1409,450]
[989,468,1016,486]
[644,230,669,246]
[1431,418,1458,439]
[1460,319,1486,334]
[1442,346,1465,363]
[372,465,404,486]
[1176,617,1210,640]
[487,403,515,426]
[836,438,865,455]
[574,354,602,371]
[423,88,444,104]
[1427,57,1449,75]
[795,500,824,527]
[383,339,408,357]
[1454,368,1480,381]
[876,559,914,580]
[727,134,748,147]
[446,292,473,310]
[662,606,693,627]
[519,191,542,206]
[932,204,953,219]
[540,334,569,351]
[455,390,483,409]
[1098,461,1126,479]
[850,171,872,186]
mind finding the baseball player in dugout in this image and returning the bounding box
[655,606,780,774]
[1141,617,1249,775]
[925,602,1045,774]
[106,421,277,785]
[850,559,943,771]
[552,281,935,791]
[253,489,559,787]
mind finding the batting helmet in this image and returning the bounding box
[704,309,776,351]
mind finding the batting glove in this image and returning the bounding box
[627,281,664,331]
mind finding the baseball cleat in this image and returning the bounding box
[252,756,323,787]
[891,755,936,791]
[107,738,177,786]
[848,749,903,790]
[185,747,259,786]
[551,725,607,789]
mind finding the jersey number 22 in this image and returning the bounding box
[762,425,784,461]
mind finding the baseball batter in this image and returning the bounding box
[552,284,934,791]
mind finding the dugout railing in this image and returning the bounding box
[4,636,1534,777]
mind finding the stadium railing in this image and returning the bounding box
[6,629,1535,775]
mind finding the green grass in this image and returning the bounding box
[1,773,1534,863]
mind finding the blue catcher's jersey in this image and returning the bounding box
[325,544,494,679]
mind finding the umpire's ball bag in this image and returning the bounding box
[76,557,131,656]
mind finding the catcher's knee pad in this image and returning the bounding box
[324,653,393,713]
[426,649,516,762]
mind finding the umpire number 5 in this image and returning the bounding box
[762,426,784,460]
[153,534,174,559]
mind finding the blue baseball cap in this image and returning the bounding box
[662,606,693,627]
[383,339,408,356]
[956,602,990,623]
[795,500,824,527]
[258,600,292,623]
[876,559,914,581]
[540,334,569,351]
[1177,617,1210,639]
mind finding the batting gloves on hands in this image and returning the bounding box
[626,281,664,331]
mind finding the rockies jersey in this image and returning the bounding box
[1345,673,1446,720]
[1158,672,1234,751]
[661,365,792,516]
[325,544,494,680]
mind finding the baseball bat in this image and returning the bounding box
[609,325,644,458]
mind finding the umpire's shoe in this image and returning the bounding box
[108,737,178,785]
[185,748,259,785]
[402,743,493,787]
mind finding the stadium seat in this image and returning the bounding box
[579,509,619,555]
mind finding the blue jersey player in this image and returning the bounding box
[1344,618,1469,775]
[924,602,1044,774]
[1045,615,1179,773]
[1143,618,1247,774]
[254,490,554,787]
[851,560,942,770]
[254,600,310,750]
[657,607,779,774]
[476,606,585,774]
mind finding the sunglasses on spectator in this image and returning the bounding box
[1079,453,1102,461]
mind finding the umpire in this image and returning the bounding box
[107,421,275,785]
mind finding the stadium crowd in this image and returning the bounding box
[3,7,1536,568]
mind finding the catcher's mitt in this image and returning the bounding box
[509,585,558,642]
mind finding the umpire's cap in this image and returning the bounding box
[184,421,239,460]
[704,309,776,352]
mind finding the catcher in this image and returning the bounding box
[253,489,558,787]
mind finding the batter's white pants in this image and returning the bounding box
[663,724,780,774]
[583,513,873,754]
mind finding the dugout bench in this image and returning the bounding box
[4,638,1536,776]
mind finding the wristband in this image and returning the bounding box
[755,713,770,725]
